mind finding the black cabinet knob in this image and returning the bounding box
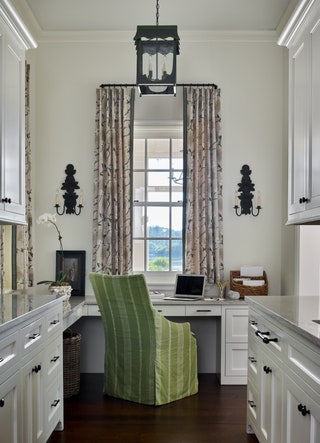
[1,197,11,204]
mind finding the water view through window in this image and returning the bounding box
[133,137,183,272]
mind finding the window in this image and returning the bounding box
[132,134,184,273]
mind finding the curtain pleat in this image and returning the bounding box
[183,86,223,283]
[16,62,34,289]
[92,87,135,275]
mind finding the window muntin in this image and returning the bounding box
[132,136,183,273]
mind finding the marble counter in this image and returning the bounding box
[0,290,65,332]
[245,295,320,346]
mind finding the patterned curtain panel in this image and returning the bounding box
[183,86,223,283]
[16,62,34,289]
[92,86,135,275]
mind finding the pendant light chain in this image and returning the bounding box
[156,0,159,26]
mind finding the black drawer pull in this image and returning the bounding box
[196,309,212,312]
[248,400,256,408]
[248,356,257,363]
[50,319,59,325]
[51,399,60,408]
[51,356,60,363]
[0,357,3,363]
[250,320,257,325]
[0,399,4,407]
[298,403,310,416]
[1,197,11,204]
[32,364,42,373]
[29,333,40,340]
[263,365,272,374]
[255,330,278,344]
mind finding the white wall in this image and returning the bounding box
[299,225,320,296]
[27,31,293,296]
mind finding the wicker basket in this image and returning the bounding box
[63,329,81,398]
[230,270,268,299]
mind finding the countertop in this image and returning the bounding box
[0,290,65,332]
[245,295,320,347]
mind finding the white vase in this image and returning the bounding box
[49,284,72,314]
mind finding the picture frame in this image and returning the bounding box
[56,250,86,296]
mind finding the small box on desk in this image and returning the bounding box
[230,270,268,298]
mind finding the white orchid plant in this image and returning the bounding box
[36,212,68,286]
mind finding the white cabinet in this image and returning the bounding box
[0,19,25,223]
[0,371,21,443]
[284,375,320,443]
[247,316,284,443]
[21,350,46,443]
[0,0,36,224]
[0,300,64,443]
[247,304,320,443]
[280,0,320,223]
[219,306,248,385]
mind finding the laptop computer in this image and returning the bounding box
[164,274,206,301]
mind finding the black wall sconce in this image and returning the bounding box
[233,164,262,217]
[54,164,83,216]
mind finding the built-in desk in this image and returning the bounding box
[65,296,248,385]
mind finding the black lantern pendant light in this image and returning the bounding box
[134,0,180,96]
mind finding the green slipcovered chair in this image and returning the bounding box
[89,272,198,405]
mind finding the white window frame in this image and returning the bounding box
[133,121,183,288]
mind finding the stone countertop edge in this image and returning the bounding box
[245,295,320,348]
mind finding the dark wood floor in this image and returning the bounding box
[48,373,259,443]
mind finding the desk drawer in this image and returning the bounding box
[86,304,101,316]
[154,305,185,316]
[186,305,221,316]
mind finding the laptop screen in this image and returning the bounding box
[175,274,205,298]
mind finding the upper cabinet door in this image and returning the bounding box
[0,27,26,224]
[0,3,36,225]
[280,0,320,224]
[288,37,309,218]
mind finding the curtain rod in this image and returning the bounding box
[99,83,218,89]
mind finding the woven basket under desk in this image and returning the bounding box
[63,330,81,398]
[230,270,268,299]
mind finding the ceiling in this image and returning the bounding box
[22,0,298,34]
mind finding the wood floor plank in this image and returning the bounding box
[47,374,259,443]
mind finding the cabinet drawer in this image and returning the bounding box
[45,336,63,384]
[287,335,320,394]
[225,308,248,342]
[247,379,259,431]
[154,305,185,316]
[0,331,19,383]
[186,305,221,316]
[46,378,64,437]
[249,314,284,361]
[225,343,248,377]
[21,317,44,358]
[86,304,100,316]
[46,307,63,336]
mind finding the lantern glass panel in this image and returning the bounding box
[142,40,174,81]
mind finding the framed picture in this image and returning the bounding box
[56,250,86,296]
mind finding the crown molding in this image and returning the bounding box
[278,0,316,47]
[0,0,37,48]
[33,29,278,44]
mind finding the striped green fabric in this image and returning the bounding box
[89,273,198,405]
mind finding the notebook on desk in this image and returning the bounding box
[163,274,206,301]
